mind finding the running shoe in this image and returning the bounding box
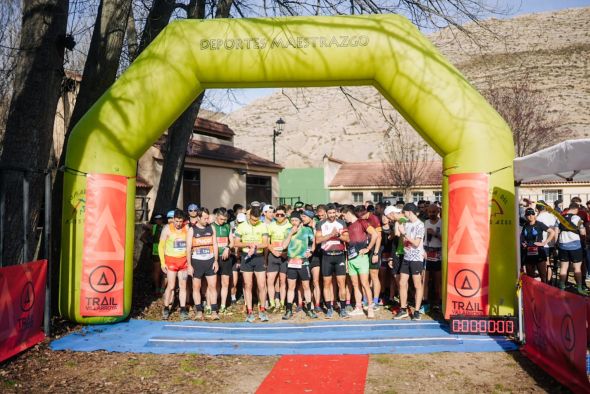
[205,306,212,316]
[367,307,375,319]
[259,312,269,322]
[345,305,353,313]
[282,310,293,320]
[179,309,189,321]
[339,309,350,319]
[393,308,409,320]
[295,305,303,313]
[577,287,589,296]
[162,307,170,320]
[419,305,426,314]
[306,309,318,319]
[314,306,323,314]
[372,304,381,311]
[245,313,256,323]
[211,312,220,321]
[349,307,364,316]
[413,310,422,320]
[195,311,203,320]
[325,309,334,319]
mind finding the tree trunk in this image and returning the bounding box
[50,0,131,303]
[151,94,204,216]
[150,0,231,218]
[136,0,177,59]
[0,0,68,266]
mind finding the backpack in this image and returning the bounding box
[558,214,579,234]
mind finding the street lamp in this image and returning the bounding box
[273,117,285,163]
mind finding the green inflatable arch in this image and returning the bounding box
[60,14,516,324]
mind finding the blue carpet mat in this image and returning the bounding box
[50,319,518,355]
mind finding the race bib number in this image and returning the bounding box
[526,246,539,256]
[288,258,303,269]
[271,241,284,252]
[173,239,186,252]
[193,247,213,259]
[217,237,229,248]
[347,246,358,260]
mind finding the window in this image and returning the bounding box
[412,191,424,202]
[390,191,404,202]
[247,175,272,205]
[433,191,443,202]
[352,192,363,203]
[372,192,383,203]
[183,169,201,207]
[542,189,563,203]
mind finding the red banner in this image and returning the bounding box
[521,276,590,393]
[80,174,127,316]
[0,260,46,362]
[445,173,490,319]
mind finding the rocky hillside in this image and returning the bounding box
[221,7,590,168]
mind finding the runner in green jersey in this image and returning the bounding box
[281,211,318,320]
[266,206,291,312]
[212,208,234,314]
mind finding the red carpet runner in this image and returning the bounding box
[256,355,369,393]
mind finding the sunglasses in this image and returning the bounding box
[275,213,285,217]
[188,209,197,212]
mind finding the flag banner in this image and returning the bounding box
[0,260,47,362]
[445,173,490,319]
[80,174,127,316]
[521,275,589,393]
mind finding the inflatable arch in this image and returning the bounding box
[60,14,516,324]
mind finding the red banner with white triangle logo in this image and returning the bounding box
[0,260,46,362]
[80,174,127,316]
[521,275,590,393]
[445,173,490,319]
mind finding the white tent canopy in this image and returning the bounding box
[513,139,590,183]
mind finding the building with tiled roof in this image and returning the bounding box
[324,156,590,205]
[138,116,283,217]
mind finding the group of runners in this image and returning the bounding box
[143,200,443,322]
[519,197,590,294]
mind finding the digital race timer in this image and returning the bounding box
[449,315,518,335]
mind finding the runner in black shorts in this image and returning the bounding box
[234,206,270,323]
[316,203,349,318]
[266,206,291,312]
[301,208,323,314]
[212,207,234,314]
[282,211,318,320]
[187,208,220,320]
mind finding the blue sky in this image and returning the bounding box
[206,0,590,113]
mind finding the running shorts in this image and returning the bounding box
[287,265,311,281]
[400,259,423,275]
[241,253,266,273]
[165,255,188,272]
[191,257,215,278]
[321,253,346,277]
[267,254,287,274]
[348,254,369,276]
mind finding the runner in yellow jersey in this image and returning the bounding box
[266,205,292,312]
[158,209,189,320]
[234,205,270,323]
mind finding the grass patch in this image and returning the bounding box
[0,377,17,388]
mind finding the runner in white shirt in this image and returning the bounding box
[535,202,559,283]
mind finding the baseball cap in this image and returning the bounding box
[250,201,261,207]
[187,203,199,211]
[166,210,174,219]
[524,208,536,216]
[262,205,275,213]
[403,203,419,213]
[301,209,314,218]
[384,206,402,216]
[236,213,247,223]
[154,214,163,220]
